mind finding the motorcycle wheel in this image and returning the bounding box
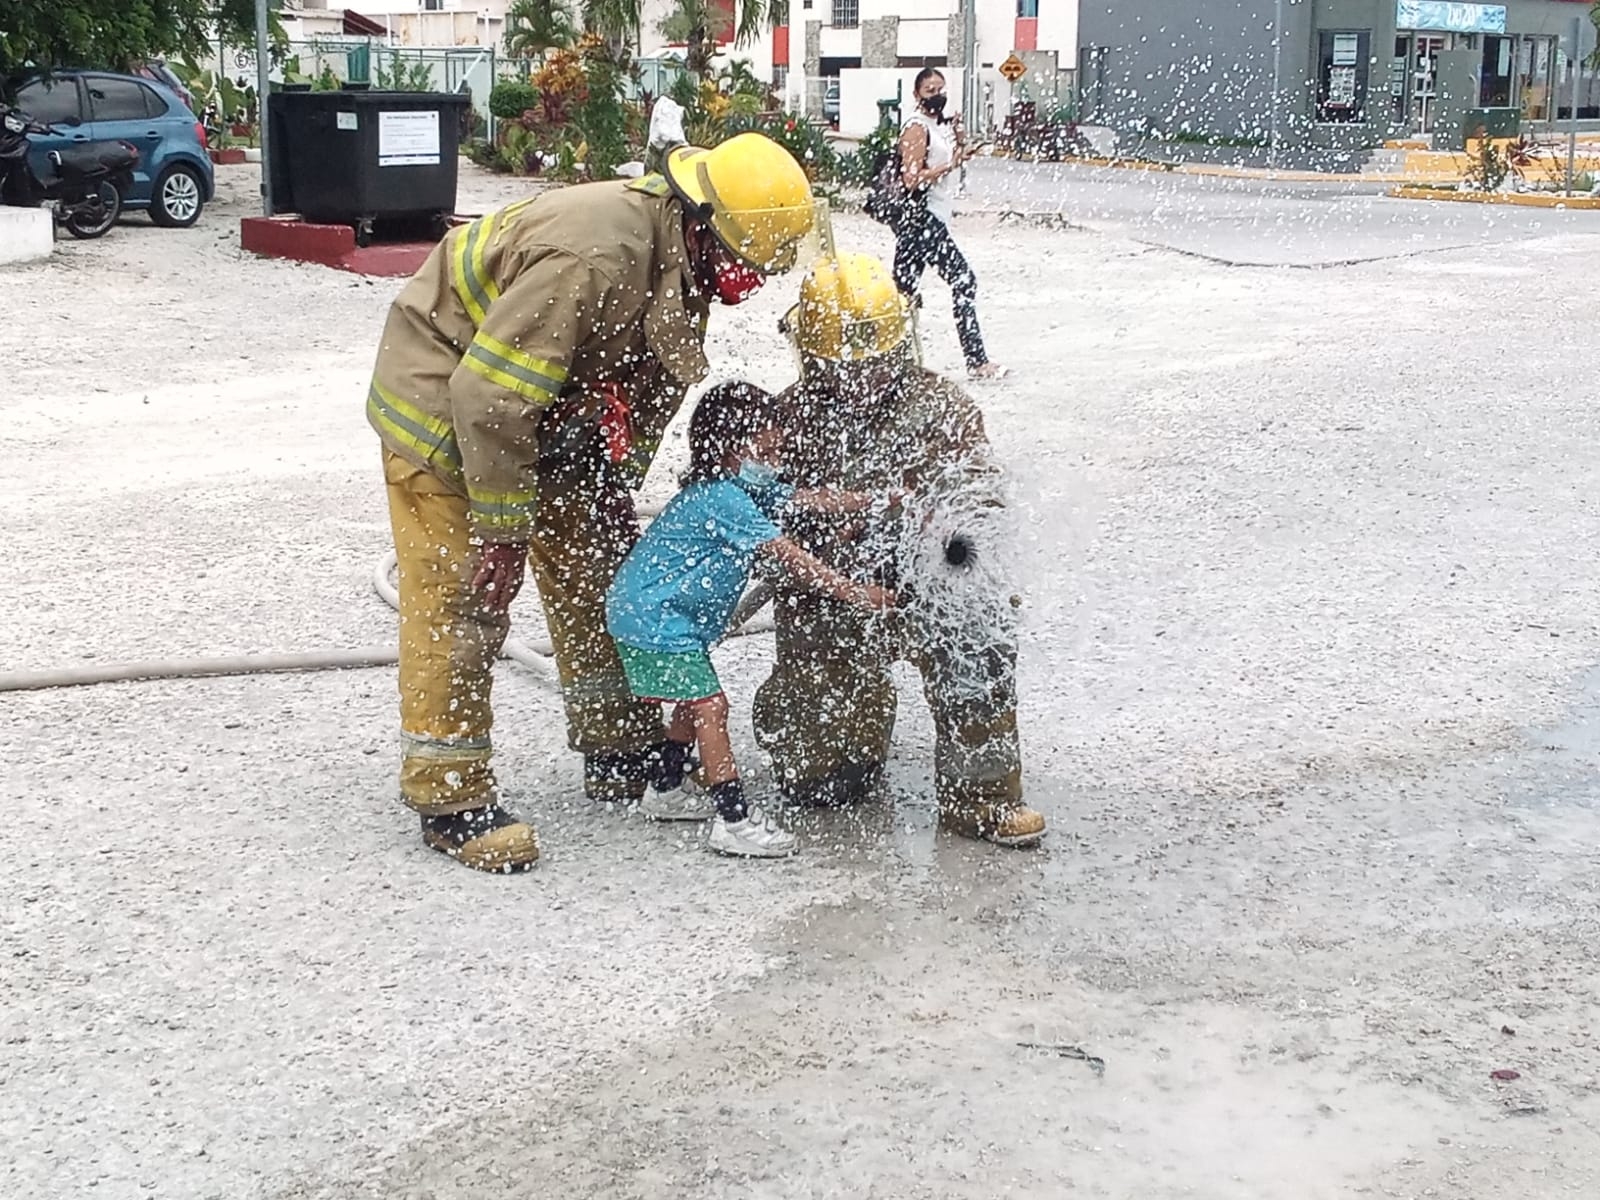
[65,182,122,240]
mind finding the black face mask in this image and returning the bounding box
[920,93,948,118]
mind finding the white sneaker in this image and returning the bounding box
[640,782,715,822]
[707,806,798,859]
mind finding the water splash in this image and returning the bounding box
[887,468,1021,701]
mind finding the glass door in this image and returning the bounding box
[1413,35,1446,132]
[1518,36,1555,122]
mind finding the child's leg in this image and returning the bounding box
[650,704,698,792]
[666,702,696,746]
[683,693,746,822]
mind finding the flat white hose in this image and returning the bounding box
[0,544,774,694]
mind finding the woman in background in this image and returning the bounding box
[894,67,1008,381]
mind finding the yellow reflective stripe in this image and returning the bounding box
[627,173,671,198]
[368,381,463,482]
[462,331,567,402]
[451,213,501,326]
[461,355,558,404]
[468,489,538,530]
[473,212,502,309]
[451,224,480,324]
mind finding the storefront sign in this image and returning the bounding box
[1395,1,1507,34]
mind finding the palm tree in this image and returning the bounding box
[581,0,643,65]
[580,0,784,75]
[505,0,578,63]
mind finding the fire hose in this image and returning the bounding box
[0,518,970,696]
[0,518,778,696]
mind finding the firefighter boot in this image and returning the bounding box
[784,760,886,809]
[938,800,1046,849]
[420,804,541,873]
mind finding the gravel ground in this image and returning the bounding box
[2,162,1599,1199]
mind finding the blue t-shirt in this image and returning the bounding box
[606,477,795,653]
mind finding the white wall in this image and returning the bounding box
[839,67,964,136]
[819,25,864,59]
[1035,2,1077,57]
[897,18,948,59]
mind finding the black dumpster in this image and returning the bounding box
[269,89,471,243]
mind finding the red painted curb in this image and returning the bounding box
[239,215,444,278]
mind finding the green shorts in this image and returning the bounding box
[616,643,723,702]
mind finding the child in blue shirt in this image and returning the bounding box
[606,382,896,858]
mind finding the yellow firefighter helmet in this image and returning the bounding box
[664,132,817,274]
[786,252,915,362]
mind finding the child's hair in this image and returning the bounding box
[684,381,778,483]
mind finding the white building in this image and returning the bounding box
[637,0,1080,137]
[280,0,508,47]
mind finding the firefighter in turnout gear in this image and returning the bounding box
[371,132,815,872]
[751,252,1046,847]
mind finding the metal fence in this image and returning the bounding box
[207,38,498,132]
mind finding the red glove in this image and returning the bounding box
[594,382,633,466]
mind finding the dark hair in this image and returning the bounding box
[685,382,777,483]
[913,67,945,93]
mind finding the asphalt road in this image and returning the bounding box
[959,156,1600,266]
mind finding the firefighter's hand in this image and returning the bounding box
[471,542,528,614]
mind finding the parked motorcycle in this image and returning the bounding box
[0,105,139,240]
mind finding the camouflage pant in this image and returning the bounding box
[383,450,661,815]
[751,589,1023,815]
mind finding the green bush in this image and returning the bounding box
[838,122,896,186]
[573,55,628,180]
[490,80,541,120]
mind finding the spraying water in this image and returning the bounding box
[884,463,1022,702]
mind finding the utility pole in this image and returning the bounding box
[1568,15,1583,195]
[962,0,978,132]
[255,0,273,216]
[1269,0,1283,170]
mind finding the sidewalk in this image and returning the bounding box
[985,138,1600,187]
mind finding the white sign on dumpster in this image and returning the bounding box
[377,111,441,167]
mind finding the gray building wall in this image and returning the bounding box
[861,17,899,69]
[1076,0,1317,144]
[1078,0,1600,162]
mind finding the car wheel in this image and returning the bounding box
[151,164,204,228]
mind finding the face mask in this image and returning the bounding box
[921,93,948,117]
[738,460,780,489]
[713,257,766,306]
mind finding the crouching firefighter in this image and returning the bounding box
[369,132,816,872]
[751,252,1045,847]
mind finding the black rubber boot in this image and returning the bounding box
[784,761,885,809]
[584,748,655,803]
[420,804,540,873]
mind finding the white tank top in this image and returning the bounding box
[904,111,957,224]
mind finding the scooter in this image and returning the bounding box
[0,104,139,240]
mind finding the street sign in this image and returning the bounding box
[999,53,1027,83]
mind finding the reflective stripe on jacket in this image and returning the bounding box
[367,177,711,541]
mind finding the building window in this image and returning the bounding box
[1017,0,1038,16]
[422,0,444,10]
[1316,29,1371,123]
[831,0,859,30]
[1480,35,1513,106]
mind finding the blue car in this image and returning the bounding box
[12,69,215,227]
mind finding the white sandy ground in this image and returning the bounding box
[2,162,1599,1199]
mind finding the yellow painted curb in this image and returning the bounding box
[1389,184,1600,208]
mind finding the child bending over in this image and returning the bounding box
[605,382,896,858]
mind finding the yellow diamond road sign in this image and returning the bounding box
[999,53,1027,83]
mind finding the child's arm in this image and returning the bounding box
[760,536,894,611]
[789,487,906,516]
